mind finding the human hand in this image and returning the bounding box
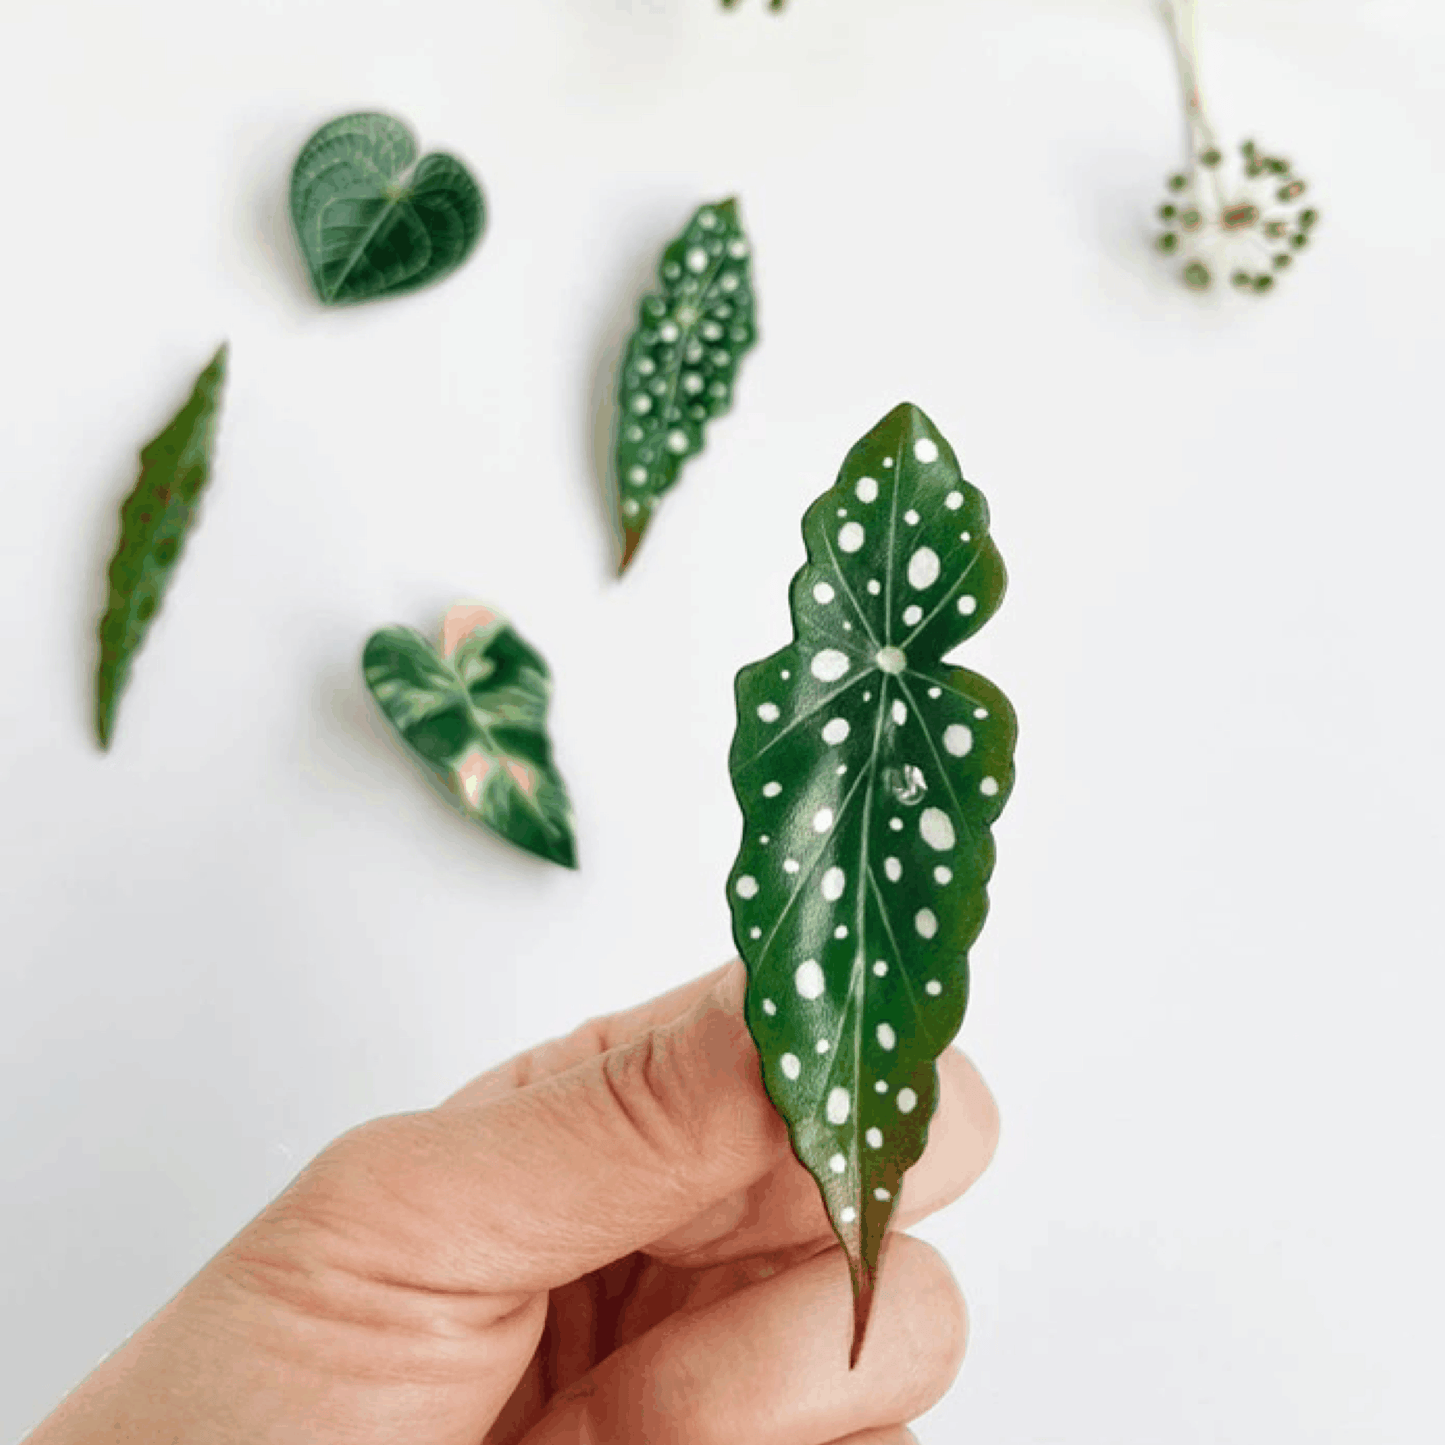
[25,961,999,1445]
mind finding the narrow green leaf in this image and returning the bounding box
[290,112,485,305]
[612,198,757,572]
[363,605,577,869]
[95,344,228,750]
[725,403,1016,1366]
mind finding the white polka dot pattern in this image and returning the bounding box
[613,198,757,571]
[724,402,1015,1366]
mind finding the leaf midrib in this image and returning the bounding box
[446,659,562,839]
[316,148,423,300]
[789,412,972,1160]
[655,225,740,464]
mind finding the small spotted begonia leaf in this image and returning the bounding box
[363,605,577,869]
[611,198,757,572]
[95,344,228,750]
[726,403,1016,1366]
[290,112,485,306]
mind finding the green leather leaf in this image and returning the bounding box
[289,112,485,305]
[611,198,757,572]
[725,403,1016,1365]
[95,344,228,750]
[362,605,577,869]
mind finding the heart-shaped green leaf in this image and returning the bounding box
[290,112,485,305]
[95,344,228,750]
[363,605,576,868]
[726,403,1016,1365]
[611,198,757,572]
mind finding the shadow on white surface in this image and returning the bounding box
[225,112,323,316]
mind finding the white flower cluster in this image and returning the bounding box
[1157,140,1318,294]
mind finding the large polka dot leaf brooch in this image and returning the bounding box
[362,605,577,869]
[96,345,228,750]
[290,113,486,306]
[726,403,1016,1366]
[611,198,757,573]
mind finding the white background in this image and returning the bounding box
[2,0,1442,1439]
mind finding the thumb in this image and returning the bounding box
[295,963,790,1300]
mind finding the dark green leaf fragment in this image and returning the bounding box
[95,344,228,750]
[725,404,1016,1367]
[363,606,577,868]
[611,199,757,573]
[290,112,485,305]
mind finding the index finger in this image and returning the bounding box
[437,961,998,1267]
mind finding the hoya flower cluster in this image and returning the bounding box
[1157,140,1318,293]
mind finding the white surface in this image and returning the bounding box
[2,0,1443,1439]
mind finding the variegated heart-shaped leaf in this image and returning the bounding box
[363,606,576,868]
[611,198,757,572]
[726,403,1016,1365]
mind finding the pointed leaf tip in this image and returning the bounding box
[725,404,1017,1363]
[610,198,757,574]
[881,399,924,428]
[848,1269,877,1369]
[619,524,645,574]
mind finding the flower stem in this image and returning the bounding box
[1162,1,1219,149]
[1160,0,1221,200]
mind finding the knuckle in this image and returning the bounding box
[254,1114,439,1260]
[597,1024,692,1159]
[218,1112,475,1328]
[572,1011,619,1055]
[310,1113,426,1200]
[593,995,778,1170]
[885,1236,970,1413]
